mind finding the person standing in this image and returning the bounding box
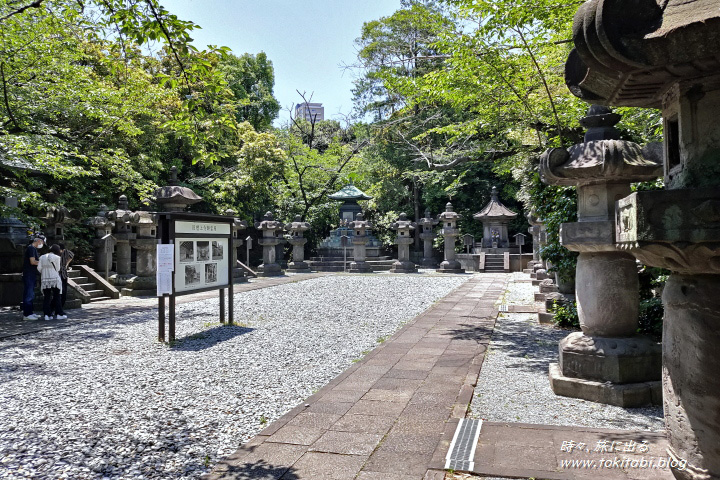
[37,244,66,321]
[21,235,44,320]
[58,243,74,311]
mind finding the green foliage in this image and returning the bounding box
[552,300,579,330]
[638,298,663,340]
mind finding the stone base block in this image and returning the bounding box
[348,262,373,273]
[534,292,546,302]
[559,332,661,384]
[257,264,283,277]
[420,259,438,268]
[523,269,533,274]
[436,267,465,274]
[390,261,417,273]
[539,283,558,294]
[538,312,555,324]
[120,288,156,297]
[286,267,312,274]
[549,363,661,407]
[532,279,541,286]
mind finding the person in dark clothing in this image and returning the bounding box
[58,243,74,310]
[22,235,45,320]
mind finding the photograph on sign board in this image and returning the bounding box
[185,265,200,286]
[205,263,218,283]
[197,241,210,262]
[179,241,194,263]
[212,241,223,260]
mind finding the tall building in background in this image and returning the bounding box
[295,102,324,122]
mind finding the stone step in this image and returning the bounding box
[72,276,90,284]
[86,289,105,298]
[77,282,96,290]
[90,296,113,302]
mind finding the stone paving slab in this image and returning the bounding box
[0,273,327,339]
[203,274,509,480]
[461,421,674,479]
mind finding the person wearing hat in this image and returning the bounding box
[22,234,45,320]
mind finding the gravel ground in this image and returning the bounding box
[469,272,664,432]
[0,274,468,480]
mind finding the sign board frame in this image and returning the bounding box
[156,212,236,342]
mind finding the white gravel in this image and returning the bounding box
[469,273,664,431]
[0,274,468,480]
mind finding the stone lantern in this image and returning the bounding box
[540,105,663,407]
[348,213,373,273]
[225,209,248,281]
[105,195,134,284]
[565,3,720,476]
[285,215,311,273]
[473,186,518,249]
[436,202,464,273]
[255,212,284,277]
[417,209,439,267]
[123,210,158,296]
[389,213,417,273]
[42,205,81,247]
[86,205,115,276]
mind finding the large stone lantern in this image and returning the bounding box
[285,215,311,273]
[348,213,373,273]
[540,105,663,407]
[225,209,248,281]
[417,209,439,267]
[565,2,720,477]
[154,166,202,213]
[255,212,284,277]
[122,210,158,296]
[473,186,518,249]
[87,205,115,275]
[437,202,464,273]
[389,213,417,273]
[42,206,81,247]
[106,195,134,283]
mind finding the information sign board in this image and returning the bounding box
[174,237,229,293]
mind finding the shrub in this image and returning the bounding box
[553,300,579,329]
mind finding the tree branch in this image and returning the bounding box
[0,0,42,23]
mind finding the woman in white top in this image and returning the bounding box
[37,244,66,320]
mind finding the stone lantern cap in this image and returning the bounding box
[540,107,663,186]
[154,166,202,211]
[87,205,113,229]
[473,186,518,222]
[390,213,416,232]
[349,213,372,231]
[255,211,284,231]
[328,184,372,201]
[285,215,310,233]
[224,209,248,231]
[418,208,439,227]
[106,195,132,223]
[565,0,720,108]
[438,202,461,222]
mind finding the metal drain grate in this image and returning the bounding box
[498,304,509,312]
[445,418,482,472]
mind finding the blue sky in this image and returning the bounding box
[165,0,402,126]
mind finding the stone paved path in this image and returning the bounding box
[0,273,327,339]
[203,273,509,480]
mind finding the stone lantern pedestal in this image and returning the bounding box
[390,213,417,273]
[348,213,373,273]
[436,203,464,273]
[286,215,311,273]
[540,106,663,407]
[255,212,284,277]
[418,209,439,267]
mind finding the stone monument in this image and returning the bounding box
[86,205,115,276]
[225,209,248,281]
[417,209,439,267]
[565,2,720,477]
[41,206,81,247]
[436,202,464,273]
[105,195,134,285]
[540,105,664,407]
[473,186,518,249]
[255,212,284,277]
[122,210,158,296]
[389,213,417,273]
[285,215,311,273]
[348,213,373,273]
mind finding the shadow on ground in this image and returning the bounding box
[171,324,254,351]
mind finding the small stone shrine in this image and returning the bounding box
[473,186,518,250]
[436,202,464,273]
[417,209,439,267]
[389,213,417,273]
[565,2,720,476]
[255,212,284,277]
[285,215,311,273]
[540,105,663,407]
[328,183,372,222]
[348,213,373,273]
